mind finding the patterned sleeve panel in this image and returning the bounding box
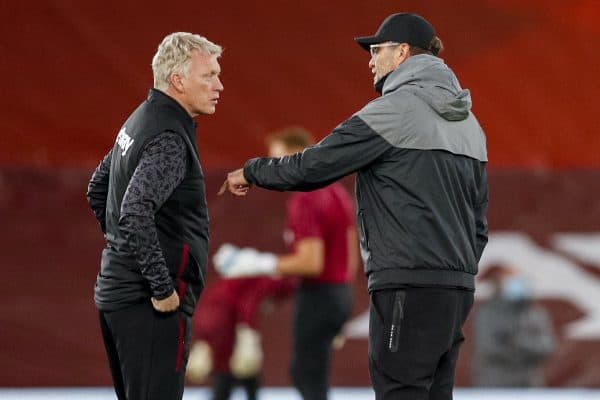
[87,149,112,233]
[119,131,188,300]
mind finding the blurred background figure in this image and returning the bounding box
[214,127,360,400]
[472,265,556,387]
[186,276,295,400]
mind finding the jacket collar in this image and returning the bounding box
[382,54,444,95]
[147,88,197,130]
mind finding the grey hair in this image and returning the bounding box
[152,32,223,91]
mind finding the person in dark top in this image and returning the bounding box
[218,13,488,400]
[214,127,359,400]
[86,32,223,400]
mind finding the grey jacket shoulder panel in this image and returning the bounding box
[356,92,487,162]
[357,55,488,162]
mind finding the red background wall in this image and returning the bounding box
[1,0,598,169]
[1,0,600,388]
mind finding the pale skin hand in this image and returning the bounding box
[151,290,180,312]
[218,168,251,196]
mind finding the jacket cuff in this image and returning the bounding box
[152,285,174,300]
[243,159,257,184]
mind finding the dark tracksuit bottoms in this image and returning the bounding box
[99,300,192,400]
[290,283,352,400]
[368,287,474,400]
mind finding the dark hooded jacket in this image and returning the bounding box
[244,55,488,291]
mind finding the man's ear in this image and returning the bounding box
[395,43,410,65]
[169,73,185,93]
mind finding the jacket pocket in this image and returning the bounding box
[388,290,406,353]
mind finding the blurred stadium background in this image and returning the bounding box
[1,0,599,398]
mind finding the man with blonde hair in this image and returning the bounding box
[87,32,223,400]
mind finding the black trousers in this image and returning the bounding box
[290,283,352,400]
[368,287,473,400]
[99,300,192,400]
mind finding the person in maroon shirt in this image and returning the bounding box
[187,277,295,400]
[214,127,360,400]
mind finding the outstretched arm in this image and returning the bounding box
[276,238,324,277]
[218,114,392,196]
[213,237,324,279]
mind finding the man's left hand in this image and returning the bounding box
[151,290,180,312]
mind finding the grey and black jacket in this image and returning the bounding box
[244,55,488,292]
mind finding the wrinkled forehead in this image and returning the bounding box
[189,49,221,73]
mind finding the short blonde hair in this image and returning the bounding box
[152,32,222,91]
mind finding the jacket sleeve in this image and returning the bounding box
[119,131,187,300]
[474,165,489,261]
[87,149,112,233]
[244,115,391,191]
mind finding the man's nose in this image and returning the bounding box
[215,77,224,91]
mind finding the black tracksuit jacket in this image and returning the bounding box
[87,89,208,315]
[244,55,488,292]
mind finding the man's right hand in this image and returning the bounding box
[218,168,251,196]
[151,290,180,312]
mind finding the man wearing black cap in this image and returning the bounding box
[218,13,488,400]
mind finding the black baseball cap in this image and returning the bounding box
[355,13,436,51]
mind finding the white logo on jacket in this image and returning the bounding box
[116,127,134,156]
